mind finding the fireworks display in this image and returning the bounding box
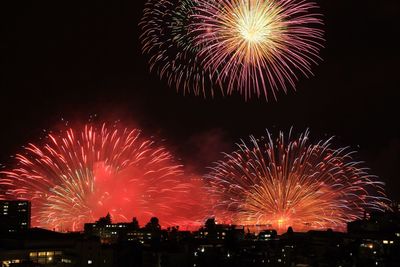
[193,0,324,100]
[0,123,203,231]
[140,0,324,100]
[140,0,218,97]
[205,130,387,232]
[0,0,395,245]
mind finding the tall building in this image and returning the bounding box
[0,200,31,233]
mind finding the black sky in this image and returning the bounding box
[0,0,399,201]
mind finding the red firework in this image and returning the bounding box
[0,123,203,231]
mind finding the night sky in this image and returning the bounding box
[0,0,399,201]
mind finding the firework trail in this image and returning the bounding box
[140,0,218,97]
[192,0,324,100]
[0,123,203,231]
[206,130,387,232]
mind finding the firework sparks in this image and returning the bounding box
[192,0,324,100]
[0,123,202,231]
[206,130,387,232]
[140,0,218,97]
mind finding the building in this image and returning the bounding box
[0,228,110,267]
[84,222,132,244]
[196,218,245,241]
[85,221,170,247]
[0,200,31,233]
[257,229,278,241]
[347,209,400,266]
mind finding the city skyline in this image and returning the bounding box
[0,1,399,266]
[0,0,399,232]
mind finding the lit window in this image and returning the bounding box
[38,252,46,257]
[383,240,389,244]
[29,252,38,257]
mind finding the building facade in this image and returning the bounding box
[0,200,31,233]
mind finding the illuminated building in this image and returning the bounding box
[0,228,108,267]
[196,218,244,241]
[84,221,165,246]
[0,200,31,233]
[84,222,132,244]
[257,230,278,241]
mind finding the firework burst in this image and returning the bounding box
[193,0,324,100]
[206,130,387,231]
[140,0,218,97]
[0,123,201,231]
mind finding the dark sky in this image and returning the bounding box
[0,0,399,201]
